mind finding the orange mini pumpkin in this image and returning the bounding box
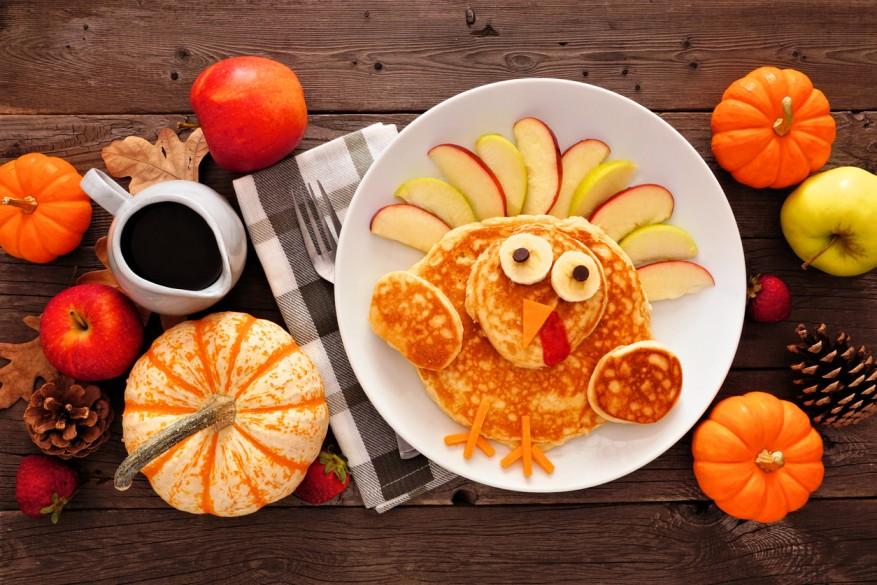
[711,67,836,189]
[0,153,92,263]
[692,391,824,523]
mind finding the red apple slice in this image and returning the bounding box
[513,117,562,215]
[549,139,610,218]
[475,134,528,216]
[428,144,506,219]
[370,204,451,253]
[589,184,675,241]
[637,260,715,301]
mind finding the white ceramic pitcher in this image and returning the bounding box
[80,169,247,315]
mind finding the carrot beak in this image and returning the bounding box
[521,299,554,347]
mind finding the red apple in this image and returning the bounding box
[190,56,308,173]
[40,284,144,381]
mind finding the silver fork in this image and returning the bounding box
[293,180,343,284]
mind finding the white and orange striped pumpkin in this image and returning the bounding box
[116,312,329,516]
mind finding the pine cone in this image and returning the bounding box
[788,323,877,427]
[23,377,114,459]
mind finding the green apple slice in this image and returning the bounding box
[637,260,715,301]
[589,184,675,241]
[619,224,698,267]
[549,139,610,218]
[395,177,476,228]
[474,134,528,216]
[513,117,562,215]
[569,160,637,218]
[370,204,451,253]
[428,144,506,219]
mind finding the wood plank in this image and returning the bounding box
[2,500,876,584]
[2,1,877,114]
[2,370,874,511]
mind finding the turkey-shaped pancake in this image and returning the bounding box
[370,215,681,453]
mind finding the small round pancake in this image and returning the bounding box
[369,271,463,370]
[587,340,682,424]
[464,225,607,369]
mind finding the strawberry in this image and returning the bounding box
[16,454,78,523]
[294,450,350,504]
[747,273,792,323]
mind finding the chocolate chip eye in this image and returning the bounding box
[513,247,530,263]
[572,265,589,282]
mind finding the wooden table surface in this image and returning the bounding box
[2,2,877,583]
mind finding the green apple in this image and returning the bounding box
[475,134,527,216]
[568,160,637,218]
[781,166,877,276]
[619,224,697,267]
[395,177,476,227]
[549,139,610,218]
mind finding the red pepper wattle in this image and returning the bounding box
[539,311,570,366]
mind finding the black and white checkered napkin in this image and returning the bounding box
[233,124,455,512]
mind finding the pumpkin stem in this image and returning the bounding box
[177,120,200,129]
[114,394,235,491]
[772,96,794,136]
[802,235,840,270]
[1,195,38,214]
[755,448,785,472]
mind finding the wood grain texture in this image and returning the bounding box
[3,500,877,584]
[2,2,877,577]
[2,1,877,114]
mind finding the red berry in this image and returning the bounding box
[16,455,78,523]
[294,450,351,504]
[747,274,792,323]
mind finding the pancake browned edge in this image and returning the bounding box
[410,215,652,450]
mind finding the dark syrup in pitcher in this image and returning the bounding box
[120,202,223,291]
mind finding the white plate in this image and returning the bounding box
[335,78,745,493]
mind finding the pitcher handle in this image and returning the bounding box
[81,169,132,216]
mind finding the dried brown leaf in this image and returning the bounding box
[101,127,209,194]
[0,316,59,409]
[76,237,118,289]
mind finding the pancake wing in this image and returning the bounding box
[370,271,464,370]
[587,340,682,424]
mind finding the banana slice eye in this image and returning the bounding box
[551,250,601,302]
[499,233,554,285]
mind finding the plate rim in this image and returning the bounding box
[335,77,746,493]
